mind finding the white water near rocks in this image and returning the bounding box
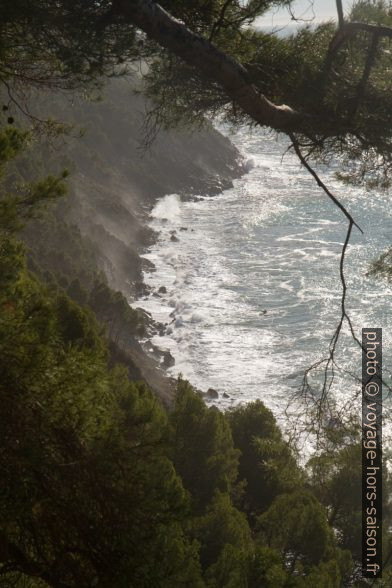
[132,127,392,429]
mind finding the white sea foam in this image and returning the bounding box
[131,127,392,433]
[150,193,181,223]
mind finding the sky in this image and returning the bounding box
[256,0,353,28]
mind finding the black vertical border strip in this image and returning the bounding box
[362,328,382,579]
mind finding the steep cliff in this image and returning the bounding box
[21,77,244,400]
[29,78,243,294]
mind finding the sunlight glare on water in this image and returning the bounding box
[132,127,392,426]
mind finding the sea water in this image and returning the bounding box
[132,127,392,429]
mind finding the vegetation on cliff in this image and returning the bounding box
[1,126,391,584]
[1,0,392,585]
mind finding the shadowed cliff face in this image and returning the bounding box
[19,77,244,400]
[39,77,244,295]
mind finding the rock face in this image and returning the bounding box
[23,78,245,403]
[40,78,244,296]
[162,351,175,368]
[207,388,219,399]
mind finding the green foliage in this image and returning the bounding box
[0,125,66,233]
[0,239,200,587]
[170,379,239,510]
[21,202,146,344]
[228,400,302,517]
[192,492,252,571]
[0,126,26,167]
[308,427,392,577]
[308,442,362,558]
[89,279,144,341]
[368,246,392,282]
[55,292,104,349]
[0,168,66,237]
[0,127,199,586]
[258,490,337,569]
[246,545,288,587]
[0,0,139,92]
[1,5,390,581]
[23,209,101,292]
[351,0,392,25]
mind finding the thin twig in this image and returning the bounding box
[287,135,391,440]
[289,134,363,234]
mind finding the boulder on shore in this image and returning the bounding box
[207,388,219,399]
[162,350,175,368]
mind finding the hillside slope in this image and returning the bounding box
[21,78,244,400]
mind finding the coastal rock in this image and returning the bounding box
[207,388,219,399]
[133,281,152,297]
[26,78,245,403]
[158,286,167,294]
[141,259,156,273]
[134,307,152,319]
[162,350,175,368]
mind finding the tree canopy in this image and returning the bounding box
[2,1,392,585]
[4,0,392,186]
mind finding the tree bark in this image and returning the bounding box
[114,0,306,132]
[113,1,392,137]
[336,0,344,29]
[329,20,392,54]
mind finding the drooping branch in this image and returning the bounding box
[289,134,363,234]
[323,19,392,91]
[290,137,392,432]
[115,1,388,420]
[288,136,365,432]
[299,219,354,431]
[116,1,392,140]
[340,20,392,40]
[114,0,306,132]
[329,20,392,57]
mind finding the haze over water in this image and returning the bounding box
[133,128,392,425]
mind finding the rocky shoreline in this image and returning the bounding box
[25,78,246,403]
[131,190,248,404]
